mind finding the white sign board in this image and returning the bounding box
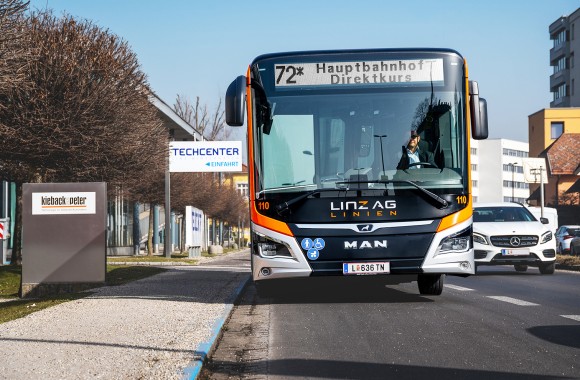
[523,158,549,184]
[185,206,204,248]
[170,141,242,172]
[275,59,444,87]
[31,192,96,215]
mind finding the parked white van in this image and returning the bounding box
[526,206,558,234]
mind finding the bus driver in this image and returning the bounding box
[396,130,437,170]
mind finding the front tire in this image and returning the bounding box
[418,274,444,295]
[539,262,555,275]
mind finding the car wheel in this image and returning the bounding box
[558,243,563,255]
[514,264,528,272]
[418,274,444,295]
[539,262,555,275]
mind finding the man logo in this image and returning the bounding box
[344,240,387,249]
[357,224,373,233]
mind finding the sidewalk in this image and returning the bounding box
[0,249,251,380]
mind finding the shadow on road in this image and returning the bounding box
[248,276,437,305]
[205,357,567,380]
[528,325,580,349]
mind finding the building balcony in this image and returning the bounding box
[549,44,567,63]
[550,96,570,108]
[550,69,569,90]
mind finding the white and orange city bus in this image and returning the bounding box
[226,48,488,295]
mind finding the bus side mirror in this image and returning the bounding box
[226,75,246,127]
[469,81,488,140]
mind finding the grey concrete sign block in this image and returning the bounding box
[21,182,107,298]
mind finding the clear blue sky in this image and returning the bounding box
[28,0,579,142]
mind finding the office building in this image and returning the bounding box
[549,7,580,107]
[471,139,530,204]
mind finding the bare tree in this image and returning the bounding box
[174,94,231,141]
[0,10,168,263]
[0,0,31,101]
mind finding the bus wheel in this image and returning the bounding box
[418,274,444,295]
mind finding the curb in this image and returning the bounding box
[106,261,198,266]
[181,275,251,380]
[556,264,580,272]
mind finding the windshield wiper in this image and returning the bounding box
[336,179,449,209]
[275,188,348,214]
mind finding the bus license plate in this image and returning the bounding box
[501,248,530,256]
[343,262,390,275]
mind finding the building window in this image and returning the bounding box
[554,57,566,73]
[553,29,566,47]
[472,180,478,187]
[503,164,522,173]
[471,164,477,171]
[553,84,567,100]
[237,183,249,198]
[471,147,477,155]
[502,148,529,158]
[551,122,564,139]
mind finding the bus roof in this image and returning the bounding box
[251,48,464,65]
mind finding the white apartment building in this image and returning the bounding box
[470,139,530,203]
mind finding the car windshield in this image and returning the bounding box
[473,206,537,223]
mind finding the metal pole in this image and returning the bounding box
[540,166,545,218]
[509,162,517,202]
[164,168,172,257]
[153,205,159,253]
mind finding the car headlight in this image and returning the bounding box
[473,232,489,245]
[541,231,553,244]
[253,232,292,257]
[436,227,472,255]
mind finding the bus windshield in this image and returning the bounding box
[251,52,467,196]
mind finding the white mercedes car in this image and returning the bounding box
[473,202,556,274]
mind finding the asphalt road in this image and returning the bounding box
[204,264,580,380]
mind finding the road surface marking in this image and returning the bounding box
[446,284,474,291]
[487,296,539,306]
[561,315,580,322]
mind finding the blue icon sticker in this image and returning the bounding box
[313,238,325,250]
[301,238,314,250]
[301,237,325,260]
[307,248,319,260]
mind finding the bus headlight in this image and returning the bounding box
[253,232,292,258]
[436,227,472,256]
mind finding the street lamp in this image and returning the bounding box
[508,162,517,202]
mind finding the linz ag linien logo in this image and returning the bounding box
[344,240,388,250]
[330,200,396,219]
